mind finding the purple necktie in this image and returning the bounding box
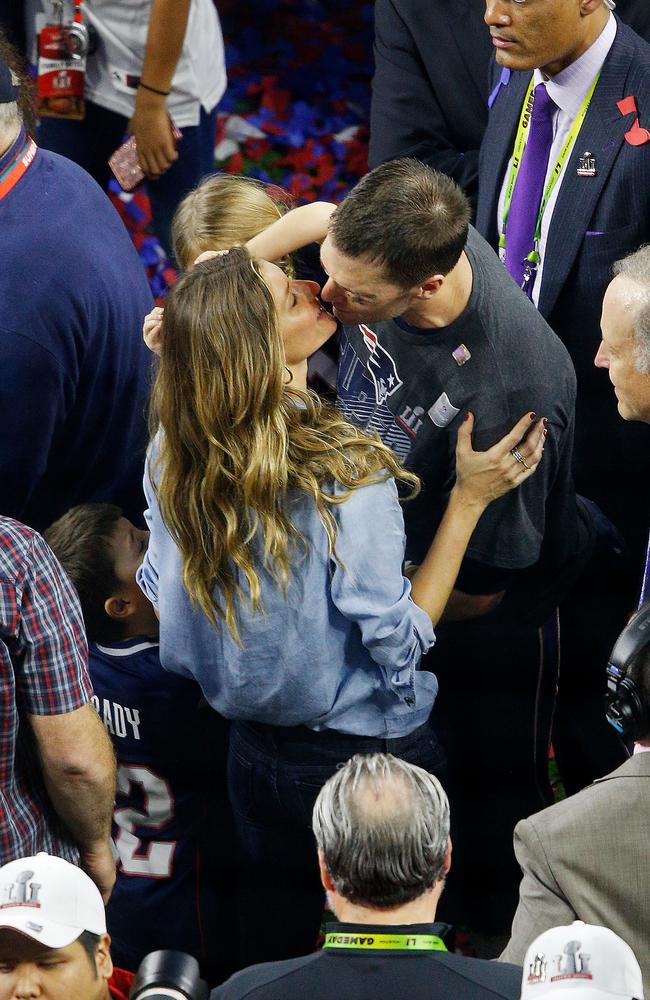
[504,83,557,297]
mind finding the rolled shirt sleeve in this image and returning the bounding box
[137,448,161,609]
[329,475,435,700]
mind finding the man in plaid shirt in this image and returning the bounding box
[0,516,116,899]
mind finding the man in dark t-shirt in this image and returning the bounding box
[317,159,589,938]
[213,754,522,1000]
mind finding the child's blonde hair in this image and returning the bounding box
[172,174,293,271]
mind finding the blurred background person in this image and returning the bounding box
[25,0,227,260]
[369,0,491,209]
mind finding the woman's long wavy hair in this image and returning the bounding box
[150,248,420,643]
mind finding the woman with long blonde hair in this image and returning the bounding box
[138,247,544,967]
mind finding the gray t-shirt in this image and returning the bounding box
[336,226,578,576]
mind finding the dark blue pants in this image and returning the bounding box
[227,717,446,970]
[37,100,218,261]
[428,610,561,936]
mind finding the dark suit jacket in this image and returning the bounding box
[501,752,650,995]
[369,0,492,203]
[476,20,650,528]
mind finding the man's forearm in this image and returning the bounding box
[441,588,505,622]
[42,755,115,849]
[32,705,116,850]
[139,0,191,93]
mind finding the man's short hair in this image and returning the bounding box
[612,246,650,375]
[44,503,124,643]
[328,158,470,287]
[77,930,101,975]
[312,753,450,909]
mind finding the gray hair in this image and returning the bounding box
[612,246,650,375]
[0,101,19,127]
[0,101,20,150]
[312,753,450,909]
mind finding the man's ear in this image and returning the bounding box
[104,595,132,621]
[579,0,608,15]
[95,933,113,981]
[417,274,445,299]
[443,837,452,876]
[317,851,335,893]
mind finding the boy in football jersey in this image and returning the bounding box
[45,503,235,986]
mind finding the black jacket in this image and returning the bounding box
[212,923,522,1000]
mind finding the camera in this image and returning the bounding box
[62,20,89,58]
[129,951,209,1000]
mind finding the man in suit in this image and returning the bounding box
[368,0,492,206]
[500,630,650,991]
[213,754,523,1000]
[477,0,650,528]
[500,249,650,987]
[476,0,650,793]
[369,0,650,212]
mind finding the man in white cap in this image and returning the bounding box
[520,921,644,1000]
[0,853,133,1000]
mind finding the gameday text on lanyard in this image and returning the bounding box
[323,932,447,952]
[499,72,601,290]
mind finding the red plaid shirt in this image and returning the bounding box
[0,517,92,863]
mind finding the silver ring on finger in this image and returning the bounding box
[510,447,531,471]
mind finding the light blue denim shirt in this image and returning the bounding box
[137,440,437,737]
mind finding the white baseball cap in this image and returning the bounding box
[0,853,106,948]
[521,922,644,1000]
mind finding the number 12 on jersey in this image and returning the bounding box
[114,764,176,878]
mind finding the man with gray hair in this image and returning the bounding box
[498,255,650,983]
[595,245,650,426]
[212,754,522,1000]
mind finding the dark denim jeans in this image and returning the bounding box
[37,99,218,261]
[227,717,446,970]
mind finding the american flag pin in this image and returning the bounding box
[452,343,471,366]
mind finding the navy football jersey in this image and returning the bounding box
[89,637,234,983]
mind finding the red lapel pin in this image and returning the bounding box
[617,95,650,146]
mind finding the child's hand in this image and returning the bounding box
[143,306,164,356]
[193,249,230,267]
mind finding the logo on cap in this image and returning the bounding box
[527,953,548,984]
[0,870,42,910]
[551,940,593,982]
